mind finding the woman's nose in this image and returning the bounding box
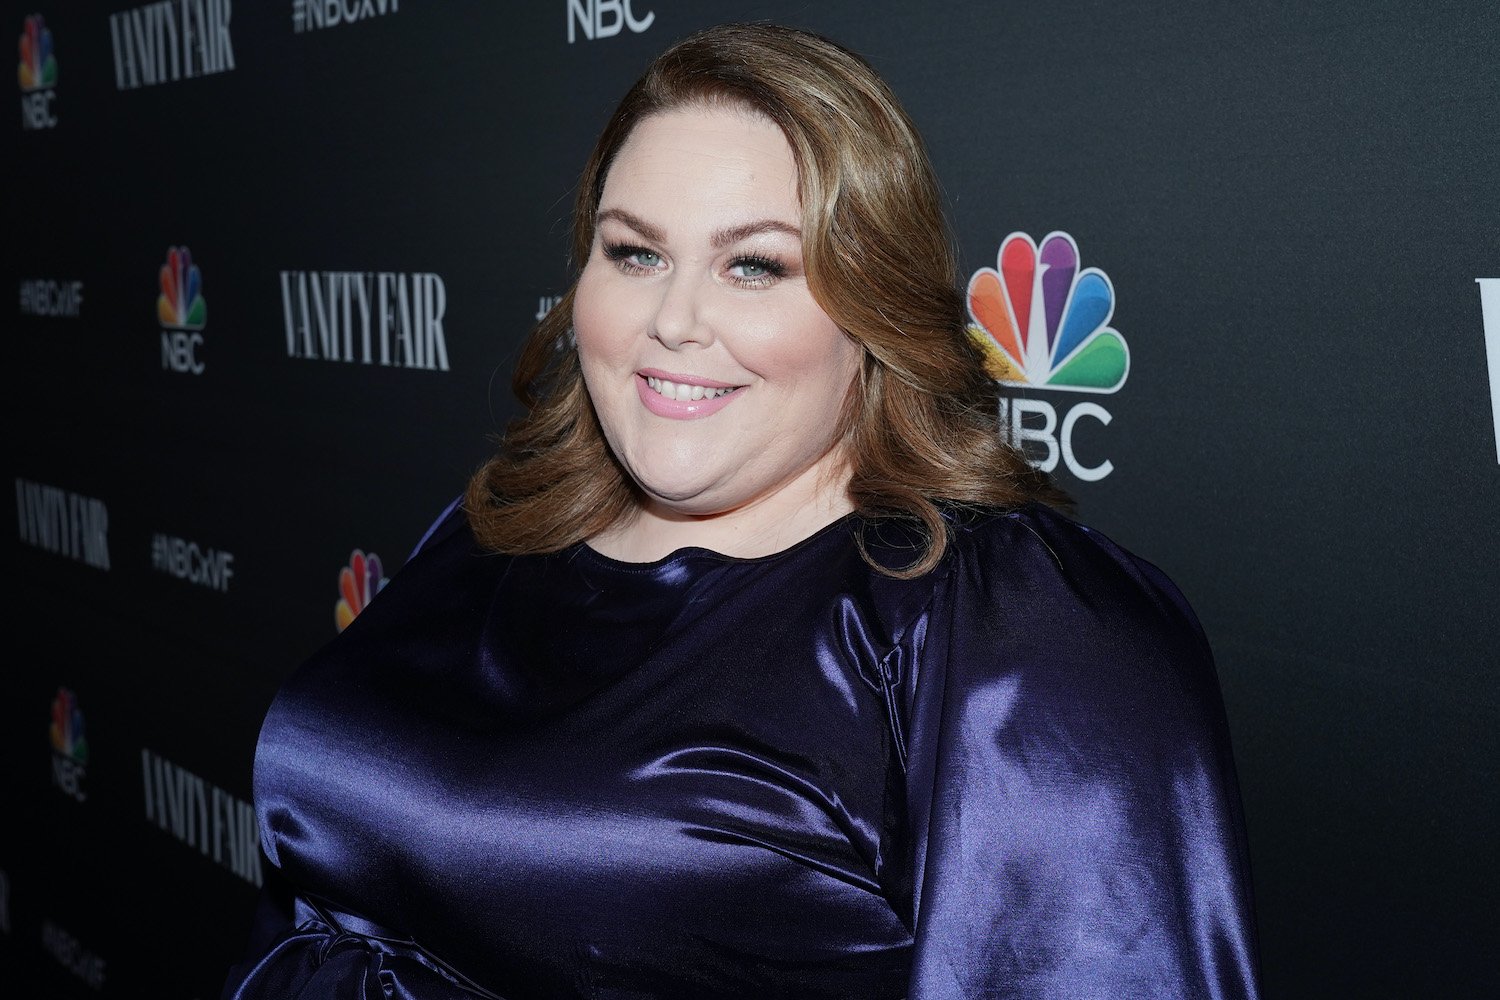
[649,270,713,349]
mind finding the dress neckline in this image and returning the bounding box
[570,510,862,573]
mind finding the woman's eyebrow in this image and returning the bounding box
[711,220,801,247]
[596,208,801,248]
[596,208,666,243]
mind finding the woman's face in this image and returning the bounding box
[573,105,862,519]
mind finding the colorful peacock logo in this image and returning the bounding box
[967,231,1129,394]
[335,549,388,632]
[49,687,88,764]
[157,246,207,330]
[17,14,57,92]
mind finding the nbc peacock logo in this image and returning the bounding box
[18,13,58,129]
[17,14,55,90]
[49,686,88,802]
[966,231,1127,481]
[967,231,1129,393]
[158,246,208,374]
[335,549,388,632]
[158,246,206,330]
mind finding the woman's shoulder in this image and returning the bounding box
[943,501,1205,629]
[933,501,1221,723]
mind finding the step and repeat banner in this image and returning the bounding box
[6,2,1497,998]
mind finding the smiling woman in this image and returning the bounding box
[223,22,1261,1000]
[464,20,1066,576]
[574,106,865,559]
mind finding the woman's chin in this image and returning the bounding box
[632,474,728,514]
[639,479,794,521]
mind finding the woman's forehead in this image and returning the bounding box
[597,106,802,231]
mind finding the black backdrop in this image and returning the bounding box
[6,2,1497,997]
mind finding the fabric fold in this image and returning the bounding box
[221,896,509,1000]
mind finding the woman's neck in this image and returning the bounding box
[586,453,855,563]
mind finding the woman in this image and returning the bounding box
[224,22,1260,1000]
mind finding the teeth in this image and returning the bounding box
[644,376,737,400]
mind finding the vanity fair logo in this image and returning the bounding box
[159,246,209,374]
[280,269,450,371]
[41,918,106,991]
[20,279,84,317]
[567,0,654,43]
[292,0,398,33]
[336,549,387,632]
[967,231,1129,482]
[1477,278,1500,464]
[18,14,58,129]
[151,532,235,591]
[16,478,111,569]
[141,748,262,886]
[50,687,89,803]
[109,0,235,90]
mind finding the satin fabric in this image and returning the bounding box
[222,500,1260,999]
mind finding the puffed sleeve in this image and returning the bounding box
[222,493,468,998]
[898,507,1260,999]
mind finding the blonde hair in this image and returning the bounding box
[465,22,1066,577]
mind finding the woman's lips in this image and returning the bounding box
[635,372,745,419]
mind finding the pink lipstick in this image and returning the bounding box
[635,370,745,419]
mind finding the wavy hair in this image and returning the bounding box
[465,22,1067,577]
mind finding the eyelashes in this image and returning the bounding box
[600,242,788,288]
[602,243,661,269]
[728,255,787,283]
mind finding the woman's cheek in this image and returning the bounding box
[571,268,619,359]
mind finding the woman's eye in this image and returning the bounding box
[728,257,784,283]
[602,243,664,272]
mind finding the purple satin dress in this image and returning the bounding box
[221,498,1260,999]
